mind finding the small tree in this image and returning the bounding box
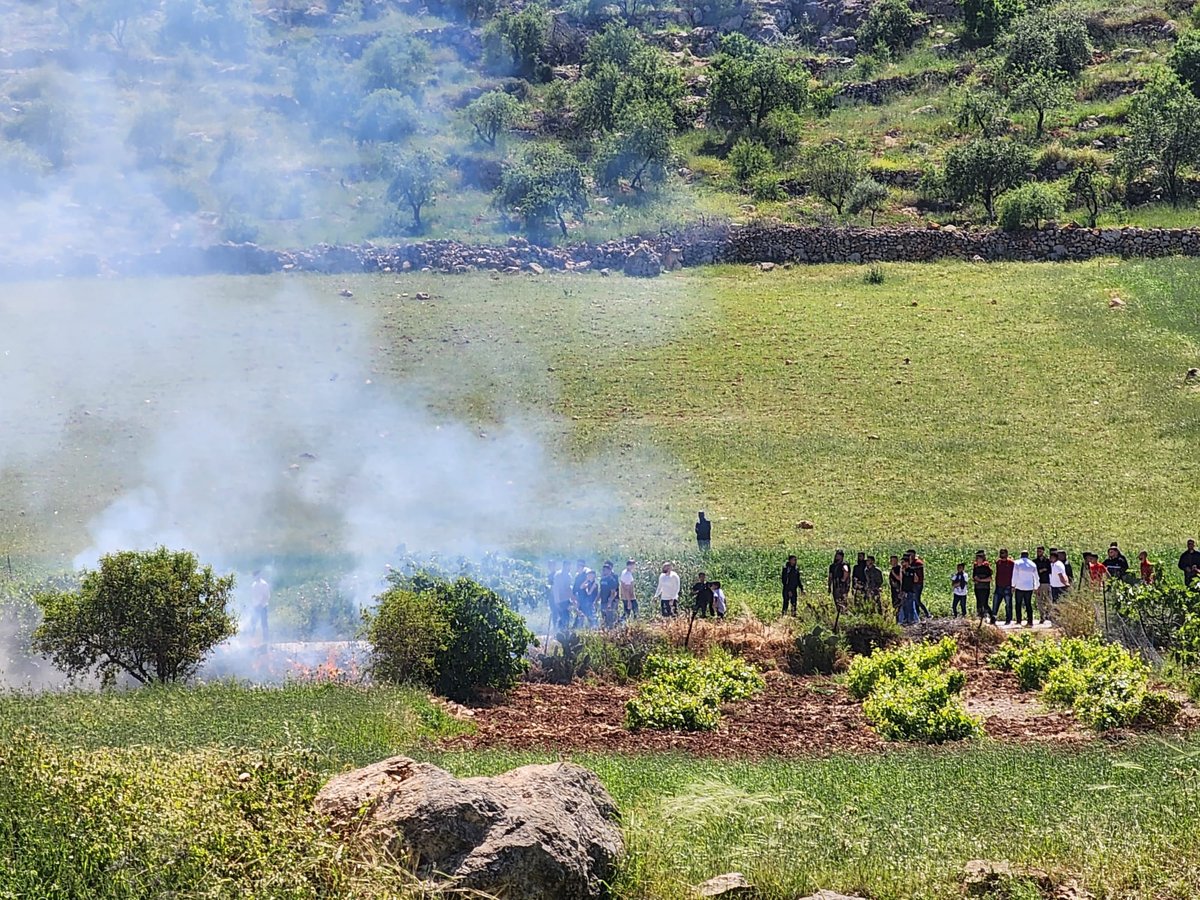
[387,148,443,232]
[961,0,1024,47]
[353,90,420,143]
[1070,156,1116,227]
[1010,70,1071,139]
[594,100,673,192]
[1003,10,1091,78]
[1169,30,1200,98]
[496,144,589,236]
[465,90,523,148]
[361,33,430,95]
[707,37,809,135]
[857,0,925,56]
[32,548,236,685]
[804,144,863,215]
[955,83,1011,138]
[482,4,550,81]
[996,181,1064,230]
[943,137,1031,221]
[728,137,774,186]
[1119,71,1200,207]
[848,176,889,224]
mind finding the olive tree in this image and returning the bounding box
[942,137,1031,221]
[496,144,588,236]
[1118,72,1200,207]
[32,547,236,685]
[848,176,889,224]
[465,90,523,147]
[803,144,863,215]
[387,148,443,232]
[594,100,674,192]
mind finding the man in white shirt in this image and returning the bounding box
[1050,551,1071,603]
[619,559,638,620]
[1011,551,1039,628]
[654,562,680,617]
[552,560,573,629]
[251,570,270,646]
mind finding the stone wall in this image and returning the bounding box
[6,223,1200,281]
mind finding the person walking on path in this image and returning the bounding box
[619,559,638,620]
[695,512,712,552]
[1034,546,1053,624]
[951,563,969,617]
[654,562,680,617]
[992,549,1015,625]
[973,551,993,623]
[1012,550,1039,627]
[1050,550,1072,601]
[598,562,620,629]
[781,555,805,616]
[1179,539,1200,586]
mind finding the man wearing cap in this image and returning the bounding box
[1179,539,1200,586]
[1012,550,1039,627]
[619,559,638,620]
[695,512,712,552]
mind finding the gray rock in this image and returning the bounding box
[623,243,663,277]
[696,871,755,897]
[832,35,858,53]
[796,892,870,900]
[314,756,623,900]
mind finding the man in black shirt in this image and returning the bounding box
[695,512,712,552]
[828,550,850,612]
[1105,544,1129,581]
[1034,546,1053,624]
[692,571,714,618]
[1179,539,1200,586]
[851,552,868,604]
[888,555,903,621]
[781,555,805,615]
[972,551,993,623]
[598,562,620,629]
[864,555,884,614]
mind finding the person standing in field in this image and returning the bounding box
[695,512,712,552]
[1034,546,1053,624]
[864,555,884,614]
[1178,539,1200,586]
[553,559,573,630]
[1138,551,1155,585]
[251,570,270,646]
[1105,544,1129,582]
[851,552,868,606]
[951,563,969,617]
[972,550,993,622]
[654,562,680,617]
[578,569,600,627]
[889,554,904,622]
[692,571,714,618]
[1050,550,1072,600]
[899,551,922,625]
[571,558,591,618]
[619,558,638,620]
[828,550,851,614]
[598,561,620,629]
[781,554,805,616]
[711,580,727,618]
[1085,552,1107,590]
[1012,550,1039,628]
[992,548,1015,625]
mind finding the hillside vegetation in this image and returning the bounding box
[4,0,1200,262]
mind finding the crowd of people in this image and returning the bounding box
[545,536,1200,632]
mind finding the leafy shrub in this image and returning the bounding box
[390,551,547,611]
[749,172,785,201]
[996,181,1064,231]
[465,90,523,147]
[961,0,1024,48]
[1115,579,1200,652]
[625,648,764,731]
[842,614,903,655]
[863,264,886,285]
[361,33,430,95]
[365,573,534,701]
[1134,690,1183,729]
[482,4,550,80]
[846,636,957,699]
[857,0,925,55]
[537,625,666,684]
[788,625,842,675]
[861,668,980,742]
[728,138,773,186]
[32,548,236,686]
[1168,29,1200,97]
[353,90,420,143]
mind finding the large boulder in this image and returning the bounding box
[314,756,623,900]
[623,243,663,277]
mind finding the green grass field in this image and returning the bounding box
[3,684,1200,899]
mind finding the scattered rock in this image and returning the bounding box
[415,291,431,301]
[1185,367,1199,381]
[623,243,663,278]
[695,871,755,897]
[314,756,623,900]
[796,892,870,900]
[759,261,775,271]
[797,520,815,530]
[338,288,353,297]
[528,262,545,275]
[1108,296,1126,308]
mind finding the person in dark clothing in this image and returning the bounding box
[851,552,868,605]
[577,570,599,628]
[692,571,714,618]
[888,555,904,622]
[828,550,851,613]
[1179,539,1200,586]
[951,563,969,617]
[781,555,805,615]
[902,550,928,623]
[598,562,620,629]
[992,548,1015,625]
[1034,546,1053,624]
[864,555,884,614]
[899,552,917,625]
[972,551,993,623]
[1105,544,1130,581]
[695,512,712,552]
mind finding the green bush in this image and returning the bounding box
[625,648,764,731]
[365,573,534,701]
[845,636,957,699]
[996,181,1064,231]
[842,615,903,656]
[539,625,667,684]
[788,625,842,675]
[749,172,786,201]
[961,0,1024,47]
[861,668,980,742]
[857,0,925,55]
[728,138,774,186]
[353,90,420,143]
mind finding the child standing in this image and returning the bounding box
[711,581,727,619]
[951,563,969,616]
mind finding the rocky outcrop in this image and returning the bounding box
[313,755,623,900]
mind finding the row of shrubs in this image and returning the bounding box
[989,634,1180,730]
[624,649,764,732]
[846,637,982,743]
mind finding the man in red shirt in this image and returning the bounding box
[991,548,1015,625]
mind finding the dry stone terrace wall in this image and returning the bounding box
[6,224,1200,280]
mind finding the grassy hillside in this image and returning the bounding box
[3,0,1200,261]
